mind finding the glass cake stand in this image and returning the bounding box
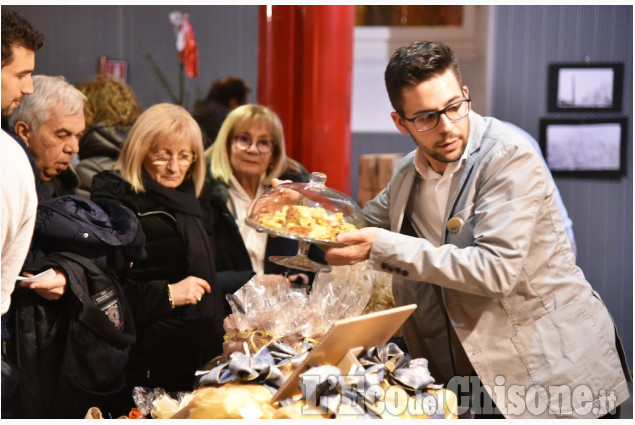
[245,172,366,273]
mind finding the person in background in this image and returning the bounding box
[74,74,142,198]
[192,76,250,148]
[1,9,43,415]
[324,40,630,418]
[90,103,226,415]
[9,75,84,199]
[503,120,577,256]
[202,104,325,309]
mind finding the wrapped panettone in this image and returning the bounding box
[173,384,277,419]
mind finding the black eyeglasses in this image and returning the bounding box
[233,134,274,154]
[401,98,471,132]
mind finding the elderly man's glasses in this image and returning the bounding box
[233,135,273,154]
[151,151,197,166]
[402,98,471,132]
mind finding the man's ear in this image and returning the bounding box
[462,86,470,99]
[391,111,409,135]
[14,121,31,146]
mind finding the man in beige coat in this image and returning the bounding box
[325,40,630,418]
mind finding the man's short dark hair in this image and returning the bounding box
[204,76,250,108]
[1,9,44,67]
[384,40,462,115]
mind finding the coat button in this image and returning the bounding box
[402,270,409,277]
[83,232,89,238]
[387,265,394,272]
[381,262,388,270]
[447,217,463,233]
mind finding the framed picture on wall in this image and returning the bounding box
[539,118,627,177]
[99,56,128,83]
[547,63,623,112]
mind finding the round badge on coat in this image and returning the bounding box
[447,217,463,233]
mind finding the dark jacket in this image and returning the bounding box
[192,100,228,148]
[199,163,327,299]
[8,195,144,418]
[75,124,129,198]
[42,166,80,200]
[91,171,225,400]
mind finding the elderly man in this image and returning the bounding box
[6,75,86,301]
[5,74,145,419]
[9,74,85,200]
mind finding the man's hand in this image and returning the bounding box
[271,178,292,187]
[20,268,68,300]
[324,227,379,266]
[249,177,300,222]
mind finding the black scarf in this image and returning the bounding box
[142,171,224,354]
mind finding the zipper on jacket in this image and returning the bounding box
[137,210,176,222]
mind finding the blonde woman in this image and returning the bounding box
[201,104,325,299]
[90,103,224,415]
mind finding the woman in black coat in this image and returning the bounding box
[200,104,325,301]
[91,103,225,415]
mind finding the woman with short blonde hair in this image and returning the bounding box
[91,103,225,412]
[200,104,324,300]
[207,103,300,187]
[116,103,206,196]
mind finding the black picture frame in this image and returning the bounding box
[539,118,627,178]
[547,63,623,112]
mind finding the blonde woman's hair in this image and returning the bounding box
[76,75,142,129]
[205,103,300,185]
[115,103,206,196]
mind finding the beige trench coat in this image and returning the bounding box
[363,112,631,418]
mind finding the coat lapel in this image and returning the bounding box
[391,164,417,232]
[443,113,483,241]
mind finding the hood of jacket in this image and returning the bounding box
[78,123,129,160]
[33,194,146,266]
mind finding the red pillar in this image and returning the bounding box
[258,5,354,194]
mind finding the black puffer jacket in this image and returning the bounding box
[75,124,129,198]
[91,171,200,325]
[91,171,225,403]
[8,195,144,419]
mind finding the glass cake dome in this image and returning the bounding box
[245,172,366,272]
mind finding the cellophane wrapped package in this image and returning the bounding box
[223,261,373,355]
[363,268,396,313]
